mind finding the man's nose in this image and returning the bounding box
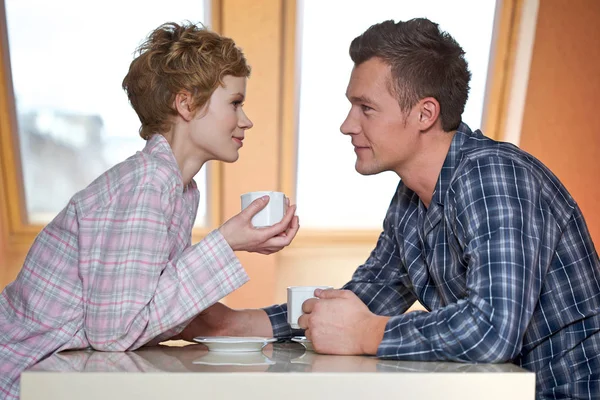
[340,110,357,136]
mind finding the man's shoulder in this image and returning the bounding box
[451,133,576,222]
[458,133,561,185]
[460,133,529,164]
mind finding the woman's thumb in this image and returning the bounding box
[242,196,270,218]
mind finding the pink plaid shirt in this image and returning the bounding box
[0,134,249,398]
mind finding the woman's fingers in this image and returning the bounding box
[257,205,296,237]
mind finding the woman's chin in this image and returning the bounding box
[219,152,240,163]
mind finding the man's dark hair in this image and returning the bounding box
[349,18,471,131]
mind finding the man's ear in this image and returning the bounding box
[416,97,440,131]
[174,91,195,122]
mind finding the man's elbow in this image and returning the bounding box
[467,334,521,363]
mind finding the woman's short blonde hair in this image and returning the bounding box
[122,22,251,140]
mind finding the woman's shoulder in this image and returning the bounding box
[72,151,182,217]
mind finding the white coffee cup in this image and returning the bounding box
[287,286,333,329]
[241,191,285,227]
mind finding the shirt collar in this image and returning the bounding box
[142,134,197,191]
[432,122,474,206]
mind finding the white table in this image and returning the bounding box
[21,342,535,400]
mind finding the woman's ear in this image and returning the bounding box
[174,91,195,121]
[417,97,440,131]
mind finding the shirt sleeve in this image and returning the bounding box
[79,182,249,351]
[377,157,551,363]
[263,188,416,338]
[342,198,417,316]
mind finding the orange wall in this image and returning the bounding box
[0,162,8,285]
[0,205,5,270]
[519,0,600,247]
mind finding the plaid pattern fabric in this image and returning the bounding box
[0,134,248,399]
[265,123,600,399]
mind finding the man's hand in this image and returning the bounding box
[297,289,389,355]
[173,302,273,342]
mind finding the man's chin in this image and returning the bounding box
[355,162,381,176]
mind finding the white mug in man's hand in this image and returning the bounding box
[287,286,333,329]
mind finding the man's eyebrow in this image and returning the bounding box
[348,94,375,104]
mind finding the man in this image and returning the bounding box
[175,18,600,399]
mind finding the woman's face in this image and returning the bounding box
[189,75,253,163]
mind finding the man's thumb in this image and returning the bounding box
[315,288,340,299]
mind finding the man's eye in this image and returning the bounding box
[361,104,373,112]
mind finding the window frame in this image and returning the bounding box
[281,0,524,247]
[0,0,525,304]
[0,0,223,255]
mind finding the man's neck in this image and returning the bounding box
[396,130,455,209]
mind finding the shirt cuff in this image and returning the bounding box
[262,303,305,338]
[196,228,248,286]
[174,229,249,328]
[376,311,433,360]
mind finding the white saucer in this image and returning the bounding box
[291,336,314,351]
[193,336,277,352]
[193,351,276,366]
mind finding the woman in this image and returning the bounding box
[0,21,299,399]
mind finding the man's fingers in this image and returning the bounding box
[298,313,309,330]
[315,288,345,299]
[302,298,318,313]
[304,328,312,341]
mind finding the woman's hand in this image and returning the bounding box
[219,196,299,254]
[172,302,274,341]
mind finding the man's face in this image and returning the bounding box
[340,57,420,176]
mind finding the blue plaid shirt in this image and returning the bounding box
[265,123,600,399]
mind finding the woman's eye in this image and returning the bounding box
[232,101,244,109]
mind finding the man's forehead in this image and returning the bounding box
[346,59,393,99]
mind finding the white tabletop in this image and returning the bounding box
[21,342,535,400]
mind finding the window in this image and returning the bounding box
[4,0,208,225]
[295,0,498,229]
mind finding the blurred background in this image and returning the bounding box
[1,0,598,308]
